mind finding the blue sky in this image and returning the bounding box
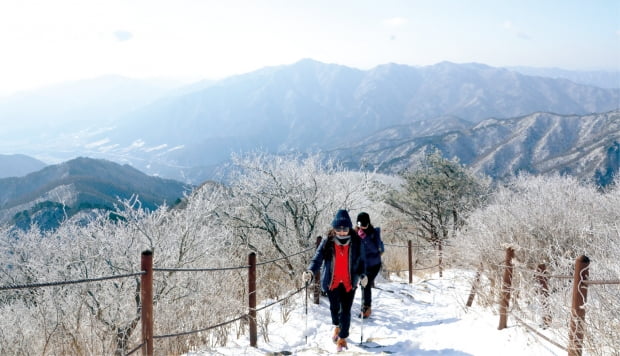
[0,0,618,96]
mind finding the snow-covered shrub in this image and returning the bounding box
[0,153,393,355]
[454,174,619,355]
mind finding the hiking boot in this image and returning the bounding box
[359,305,371,319]
[336,337,348,352]
[332,327,340,343]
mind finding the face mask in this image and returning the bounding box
[335,236,350,245]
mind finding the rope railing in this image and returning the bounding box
[153,314,247,340]
[131,245,316,355]
[148,284,307,342]
[0,271,145,291]
[150,247,315,272]
[153,264,250,273]
[383,261,443,273]
[583,279,620,285]
[512,314,568,352]
[256,247,314,266]
[2,239,424,355]
[255,285,306,312]
[485,250,620,356]
[124,342,144,356]
[384,242,447,249]
[380,240,448,283]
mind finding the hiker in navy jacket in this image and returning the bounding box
[355,212,384,319]
[303,209,367,352]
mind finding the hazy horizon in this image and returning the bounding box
[1,0,618,96]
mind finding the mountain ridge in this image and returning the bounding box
[0,154,47,178]
[89,60,618,181]
[0,157,191,230]
[329,110,619,185]
[1,60,618,185]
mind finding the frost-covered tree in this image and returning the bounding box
[219,152,376,285]
[385,150,490,274]
[0,202,152,355]
[454,174,620,355]
[0,187,237,355]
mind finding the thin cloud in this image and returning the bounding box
[503,20,531,40]
[113,30,133,42]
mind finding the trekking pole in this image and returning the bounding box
[360,285,364,345]
[305,280,309,344]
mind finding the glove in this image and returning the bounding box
[302,271,313,283]
[359,275,368,288]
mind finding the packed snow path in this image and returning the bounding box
[185,270,563,355]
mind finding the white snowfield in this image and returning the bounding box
[185,270,563,355]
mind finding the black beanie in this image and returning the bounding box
[331,209,353,229]
[357,212,370,227]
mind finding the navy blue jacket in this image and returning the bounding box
[307,231,366,292]
[359,226,384,267]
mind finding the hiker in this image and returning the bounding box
[303,209,367,352]
[355,212,384,319]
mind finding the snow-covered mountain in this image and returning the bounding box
[330,110,620,186]
[1,60,618,184]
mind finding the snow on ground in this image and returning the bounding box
[184,270,564,355]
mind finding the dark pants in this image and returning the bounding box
[327,283,356,339]
[361,263,382,307]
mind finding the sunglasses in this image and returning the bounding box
[334,227,349,232]
[357,222,368,228]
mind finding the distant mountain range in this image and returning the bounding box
[508,66,620,89]
[329,110,620,187]
[0,154,46,178]
[0,59,618,186]
[0,157,190,230]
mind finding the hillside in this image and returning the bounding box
[0,157,190,230]
[330,110,620,185]
[0,154,46,178]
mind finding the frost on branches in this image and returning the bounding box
[0,154,617,356]
[0,153,384,355]
[452,174,619,355]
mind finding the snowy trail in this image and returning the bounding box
[185,270,564,355]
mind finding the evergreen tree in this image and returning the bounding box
[385,150,489,275]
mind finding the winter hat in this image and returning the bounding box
[331,209,353,229]
[357,212,370,227]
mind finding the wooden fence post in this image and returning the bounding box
[498,247,514,330]
[313,236,322,304]
[141,250,154,356]
[248,252,257,348]
[408,240,413,284]
[466,264,482,307]
[568,255,589,356]
[536,263,552,327]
